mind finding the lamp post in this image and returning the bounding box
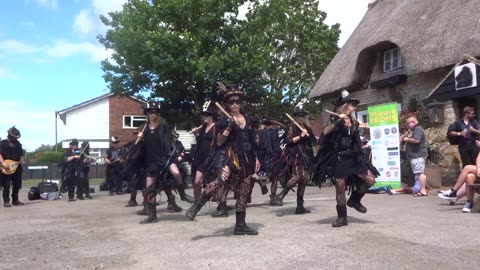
[55,110,58,152]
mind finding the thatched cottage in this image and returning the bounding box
[309,0,480,184]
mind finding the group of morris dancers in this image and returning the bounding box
[128,84,378,235]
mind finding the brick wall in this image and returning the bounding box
[109,95,145,146]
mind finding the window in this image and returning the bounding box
[383,47,403,72]
[356,110,369,124]
[123,115,147,128]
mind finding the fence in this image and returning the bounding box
[22,163,107,180]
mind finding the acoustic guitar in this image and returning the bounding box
[1,160,20,175]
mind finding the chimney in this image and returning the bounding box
[368,0,380,10]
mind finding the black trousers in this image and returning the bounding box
[76,167,90,197]
[65,169,80,199]
[0,166,22,203]
[459,145,479,167]
[106,163,124,192]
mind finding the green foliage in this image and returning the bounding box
[35,151,64,164]
[98,0,339,123]
[399,97,431,133]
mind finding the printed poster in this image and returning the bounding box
[368,103,401,189]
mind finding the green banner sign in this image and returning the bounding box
[368,103,399,127]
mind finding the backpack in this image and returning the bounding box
[38,181,59,193]
[447,121,461,145]
[36,181,60,200]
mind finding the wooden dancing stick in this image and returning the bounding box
[135,124,147,145]
[215,102,233,119]
[285,113,305,131]
[325,109,341,117]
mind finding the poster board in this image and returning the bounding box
[368,103,402,189]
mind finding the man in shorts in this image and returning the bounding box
[389,116,428,196]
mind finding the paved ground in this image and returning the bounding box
[0,185,479,270]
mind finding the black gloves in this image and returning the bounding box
[227,117,236,130]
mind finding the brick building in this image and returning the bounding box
[58,93,146,159]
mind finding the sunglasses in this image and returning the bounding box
[146,110,159,114]
[226,99,241,106]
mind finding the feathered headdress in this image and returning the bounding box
[201,100,217,117]
[293,98,309,116]
[218,82,244,102]
[332,89,360,107]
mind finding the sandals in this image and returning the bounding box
[414,192,428,197]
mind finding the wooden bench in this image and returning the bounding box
[467,184,480,213]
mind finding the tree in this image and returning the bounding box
[98,0,339,124]
[240,0,339,118]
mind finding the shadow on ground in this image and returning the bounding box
[191,223,264,241]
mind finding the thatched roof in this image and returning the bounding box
[310,0,480,98]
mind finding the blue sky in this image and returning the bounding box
[0,0,369,150]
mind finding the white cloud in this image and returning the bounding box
[0,39,37,54]
[319,0,371,46]
[0,67,18,80]
[0,100,62,150]
[72,0,128,41]
[92,0,127,15]
[46,40,112,61]
[28,0,59,10]
[73,9,97,37]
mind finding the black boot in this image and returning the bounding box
[273,188,289,206]
[211,202,229,217]
[178,185,195,203]
[269,194,280,206]
[186,192,211,221]
[295,198,311,214]
[233,211,258,235]
[259,181,268,195]
[12,200,25,206]
[125,200,138,207]
[347,192,367,213]
[332,205,348,227]
[258,175,269,195]
[137,203,148,216]
[167,195,183,212]
[139,203,158,224]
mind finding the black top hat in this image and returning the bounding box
[292,100,308,117]
[69,139,79,146]
[201,101,218,117]
[260,118,274,125]
[332,90,360,107]
[143,101,161,115]
[7,126,21,139]
[222,84,244,102]
[111,136,120,144]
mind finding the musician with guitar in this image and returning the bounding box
[0,126,25,207]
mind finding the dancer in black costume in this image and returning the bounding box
[186,84,259,235]
[256,119,283,205]
[136,101,174,224]
[273,103,316,214]
[191,101,217,200]
[312,90,379,227]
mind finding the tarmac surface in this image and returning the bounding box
[0,185,479,270]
